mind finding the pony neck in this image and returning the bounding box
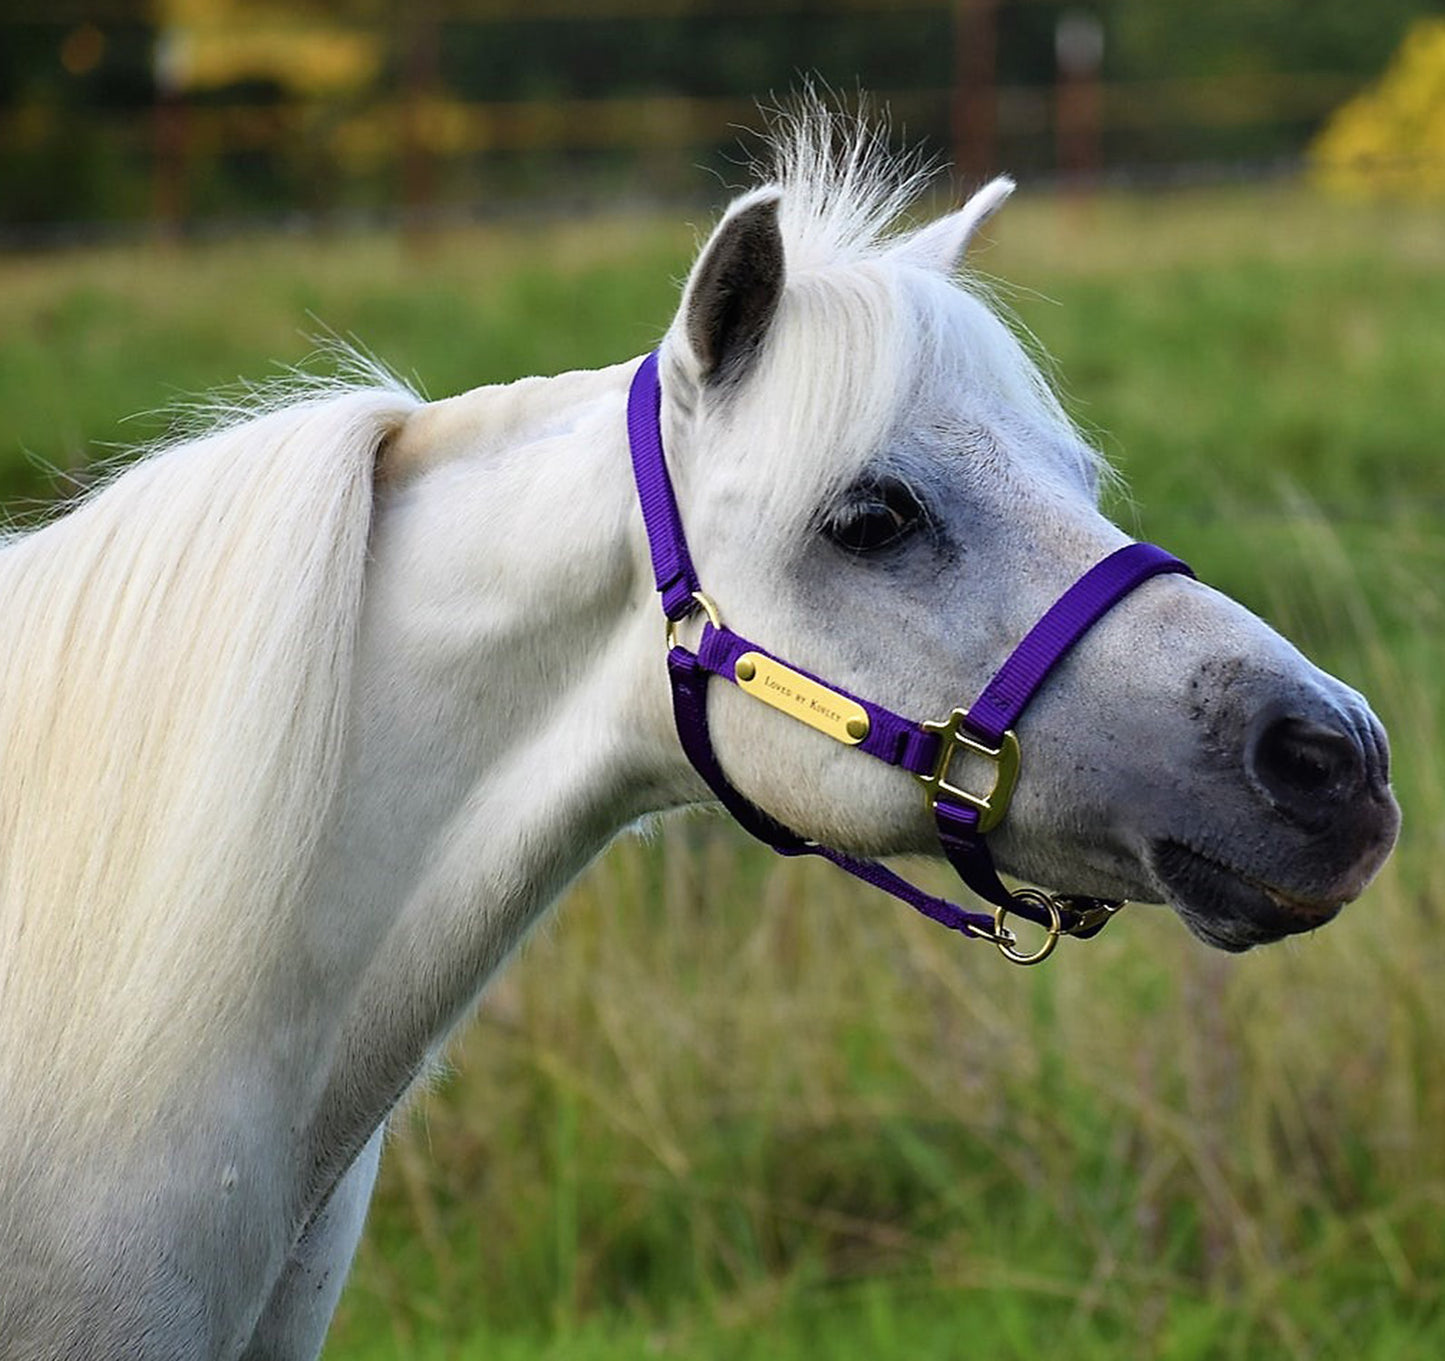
[306,356,690,1178]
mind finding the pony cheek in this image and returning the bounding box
[702,685,932,855]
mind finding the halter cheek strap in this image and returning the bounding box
[628,350,1193,963]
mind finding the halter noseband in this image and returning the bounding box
[627,350,1193,964]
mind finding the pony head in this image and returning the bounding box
[652,126,1398,952]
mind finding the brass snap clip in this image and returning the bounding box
[1057,896,1127,939]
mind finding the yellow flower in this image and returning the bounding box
[154,0,379,97]
[1311,19,1445,199]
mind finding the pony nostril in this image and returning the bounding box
[1248,714,1365,822]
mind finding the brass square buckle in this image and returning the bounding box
[916,709,1021,834]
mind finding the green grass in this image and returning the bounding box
[327,1275,1445,1361]
[4,186,1445,1358]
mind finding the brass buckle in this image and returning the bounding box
[916,709,1021,833]
[993,889,1062,966]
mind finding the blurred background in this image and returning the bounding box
[3,0,1443,242]
[5,4,1445,1359]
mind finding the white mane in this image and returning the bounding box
[0,381,417,1142]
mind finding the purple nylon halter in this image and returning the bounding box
[627,349,1193,959]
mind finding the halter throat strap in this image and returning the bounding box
[627,350,1193,961]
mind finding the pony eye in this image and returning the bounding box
[825,478,926,555]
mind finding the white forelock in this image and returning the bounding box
[752,101,936,272]
[687,107,1101,530]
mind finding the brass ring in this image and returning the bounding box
[993,889,1063,966]
[665,591,723,651]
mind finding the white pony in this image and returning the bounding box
[0,116,1397,1358]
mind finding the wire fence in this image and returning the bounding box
[0,0,1427,246]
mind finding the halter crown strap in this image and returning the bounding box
[627,350,1193,959]
[627,350,702,619]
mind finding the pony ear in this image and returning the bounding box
[893,175,1015,275]
[676,188,785,387]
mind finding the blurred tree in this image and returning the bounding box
[1311,17,1445,198]
[1105,0,1437,168]
[153,0,381,97]
[2,19,158,229]
[1109,0,1431,80]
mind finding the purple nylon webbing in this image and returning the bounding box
[962,542,1192,746]
[668,646,998,937]
[627,350,702,620]
[696,624,941,776]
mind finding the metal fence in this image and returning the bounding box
[0,0,1413,243]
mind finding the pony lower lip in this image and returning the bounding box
[1261,883,1342,920]
[1236,857,1343,922]
[1149,839,1343,943]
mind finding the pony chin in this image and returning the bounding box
[1145,835,1385,953]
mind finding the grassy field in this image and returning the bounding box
[3,185,1444,1359]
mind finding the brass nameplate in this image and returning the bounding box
[733,652,870,745]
